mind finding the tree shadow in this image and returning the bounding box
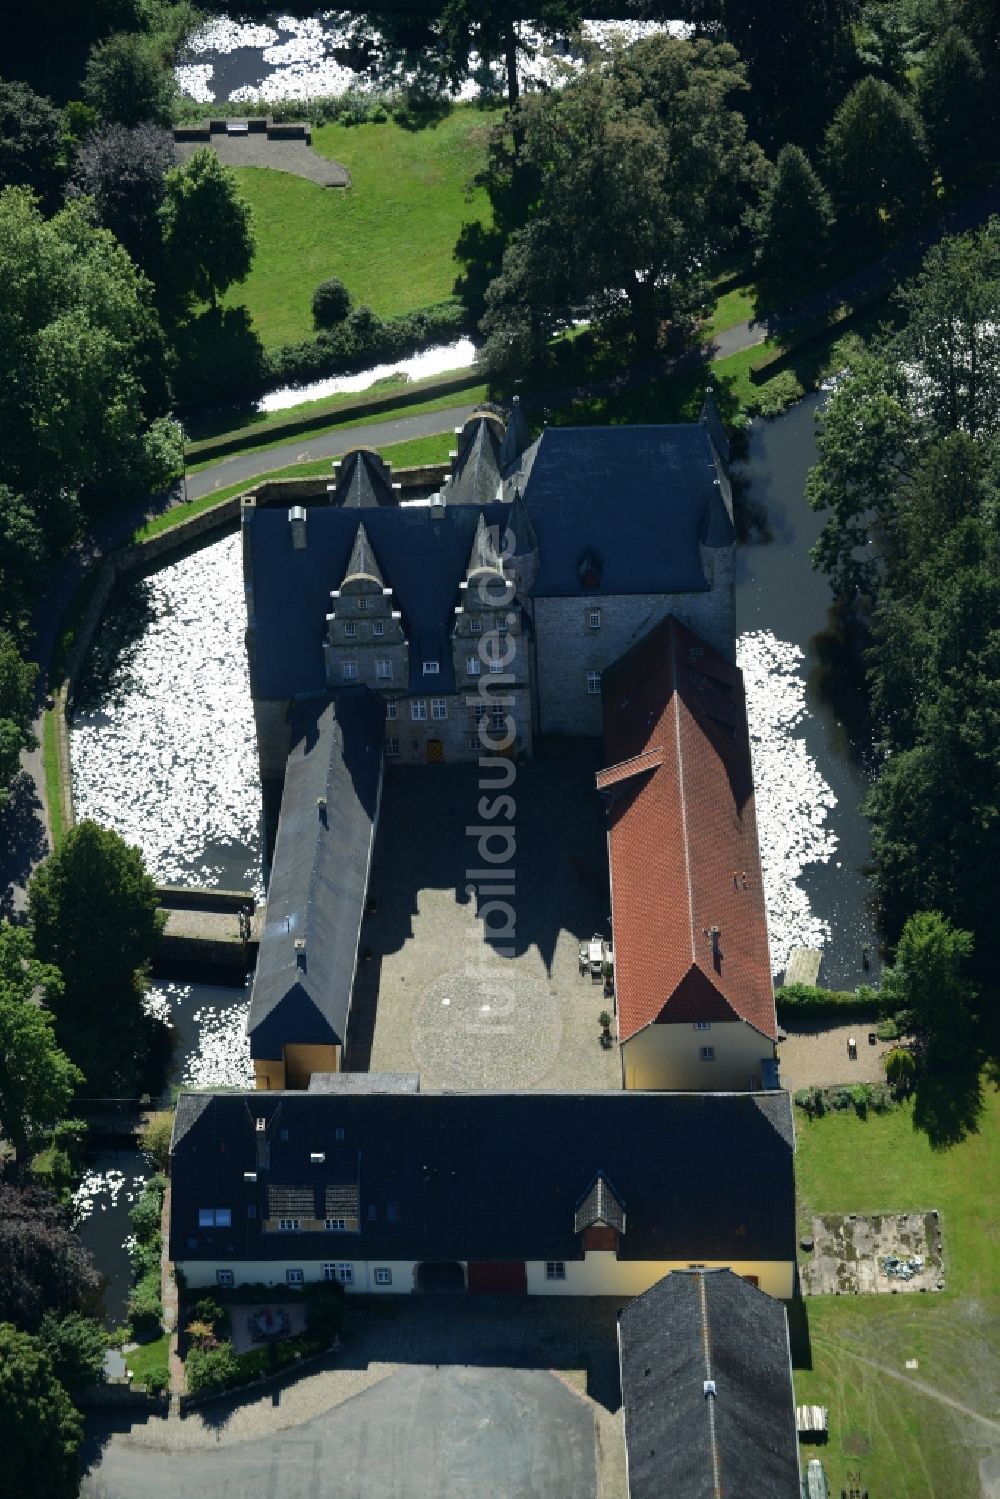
[912,1054,984,1148]
[391,88,454,132]
[0,772,48,919]
[453,218,508,330]
[171,306,268,410]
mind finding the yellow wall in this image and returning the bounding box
[284,1042,340,1090]
[526,1252,794,1300]
[253,1043,340,1092]
[178,1253,794,1301]
[622,1019,774,1091]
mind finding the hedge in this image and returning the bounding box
[775,982,880,1023]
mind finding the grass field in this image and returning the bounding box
[223,106,499,348]
[793,1088,1000,1497]
[42,708,63,850]
[124,1330,170,1386]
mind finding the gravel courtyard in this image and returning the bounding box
[778,1021,893,1092]
[348,740,620,1091]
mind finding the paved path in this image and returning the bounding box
[176,133,350,187]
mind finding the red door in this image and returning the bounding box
[467,1261,527,1294]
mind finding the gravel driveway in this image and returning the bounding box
[778,1020,890,1091]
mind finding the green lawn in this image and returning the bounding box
[223,106,499,348]
[42,707,63,850]
[793,1089,1000,1497]
[124,1330,170,1386]
[704,280,757,338]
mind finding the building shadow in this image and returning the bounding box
[786,1295,813,1371]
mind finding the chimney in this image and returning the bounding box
[289,505,307,550]
[709,926,721,959]
[294,937,306,969]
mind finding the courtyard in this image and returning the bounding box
[81,1295,628,1499]
[347,739,621,1091]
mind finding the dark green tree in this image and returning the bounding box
[752,145,834,288]
[312,276,352,329]
[879,910,979,1065]
[67,121,177,276]
[0,78,65,204]
[917,28,988,189]
[0,923,81,1161]
[0,188,178,545]
[480,36,756,365]
[0,486,46,634]
[160,148,255,310]
[38,1311,107,1395]
[28,820,165,1094]
[0,629,37,807]
[83,31,174,127]
[823,76,929,239]
[0,1324,82,1499]
[0,1184,100,1331]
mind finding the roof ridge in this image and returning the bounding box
[670,628,697,965]
[697,1271,724,1499]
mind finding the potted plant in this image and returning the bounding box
[598,1010,613,1047]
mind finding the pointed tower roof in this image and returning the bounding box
[465,512,505,578]
[448,414,503,506]
[330,447,396,508]
[506,488,537,557]
[341,520,384,588]
[499,395,532,474]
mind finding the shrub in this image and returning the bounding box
[129,1188,162,1244]
[850,1083,873,1118]
[192,1297,229,1337]
[877,1018,900,1041]
[128,1268,162,1338]
[139,1111,174,1171]
[885,1047,916,1092]
[184,1319,217,1350]
[38,1312,107,1393]
[312,277,352,329]
[262,298,469,394]
[143,1363,169,1395]
[185,1341,240,1396]
[774,983,880,1022]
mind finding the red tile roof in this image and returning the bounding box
[599,616,776,1044]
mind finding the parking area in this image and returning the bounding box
[81,1295,627,1499]
[348,739,620,1091]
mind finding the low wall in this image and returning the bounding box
[156,884,256,912]
[77,1382,168,1411]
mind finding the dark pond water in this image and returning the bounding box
[74,1149,149,1328]
[735,392,879,990]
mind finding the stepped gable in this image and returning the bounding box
[509,425,722,596]
[329,447,397,507]
[597,615,775,1044]
[446,412,504,506]
[169,1089,796,1268]
[246,691,384,1061]
[619,1268,801,1499]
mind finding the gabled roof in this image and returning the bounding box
[619,1268,801,1499]
[330,447,397,508]
[246,691,384,1059]
[599,616,776,1043]
[169,1089,796,1268]
[505,425,727,597]
[575,1173,626,1234]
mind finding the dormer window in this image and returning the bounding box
[198,1207,231,1227]
[423,661,440,675]
[358,597,369,610]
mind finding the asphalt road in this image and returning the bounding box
[187,406,479,499]
[80,1365,597,1499]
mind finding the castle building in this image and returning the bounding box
[241,399,736,783]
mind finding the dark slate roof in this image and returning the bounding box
[619,1268,801,1499]
[499,396,532,474]
[341,520,383,587]
[508,425,725,596]
[245,500,507,698]
[168,1090,796,1267]
[575,1173,626,1233]
[446,414,503,506]
[330,448,397,508]
[246,691,384,1059]
[307,1072,420,1094]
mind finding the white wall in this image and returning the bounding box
[621,1019,775,1092]
[179,1258,418,1294]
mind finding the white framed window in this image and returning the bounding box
[323,1263,354,1285]
[489,656,503,674]
[490,704,506,732]
[386,699,397,719]
[344,622,357,638]
[216,1269,235,1288]
[545,1262,566,1281]
[423,660,440,675]
[466,656,481,676]
[278,1218,300,1231]
[411,700,427,721]
[693,1021,711,1031]
[385,737,400,756]
[374,1267,392,1286]
[470,703,487,723]
[326,1217,347,1232]
[286,1268,304,1286]
[431,698,448,720]
[699,1046,716,1061]
[342,662,358,681]
[470,617,483,634]
[376,659,392,680]
[198,1208,231,1227]
[467,735,480,751]
[358,597,369,611]
[587,670,602,695]
[589,608,601,630]
[373,619,384,636]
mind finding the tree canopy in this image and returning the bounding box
[28,819,165,1094]
[83,30,175,127]
[480,35,757,368]
[38,1310,108,1395]
[917,27,989,188]
[0,922,81,1160]
[0,629,37,808]
[0,1183,100,1332]
[879,911,979,1066]
[67,121,177,277]
[823,76,929,239]
[752,144,833,287]
[0,1323,83,1499]
[0,78,66,205]
[160,147,256,311]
